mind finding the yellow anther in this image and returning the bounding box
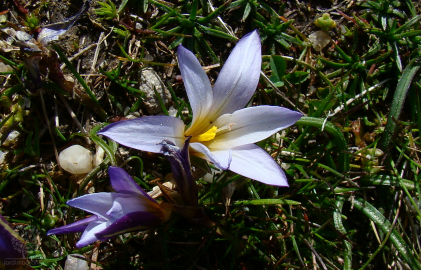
[193,126,218,142]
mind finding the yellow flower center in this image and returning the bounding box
[191,126,218,142]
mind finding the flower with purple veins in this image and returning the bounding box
[99,30,302,186]
[160,137,198,207]
[47,166,170,248]
[0,213,28,267]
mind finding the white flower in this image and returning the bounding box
[99,30,302,186]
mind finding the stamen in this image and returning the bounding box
[192,126,218,142]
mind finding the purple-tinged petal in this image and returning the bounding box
[190,143,231,170]
[47,215,98,236]
[208,30,262,121]
[229,144,289,186]
[161,138,198,206]
[106,196,160,221]
[0,214,26,260]
[95,211,162,241]
[75,218,109,248]
[178,45,213,136]
[67,193,125,219]
[98,116,185,154]
[108,166,156,202]
[209,106,303,149]
[37,0,90,46]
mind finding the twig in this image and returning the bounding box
[207,0,235,37]
[330,78,392,118]
[260,71,306,115]
[303,238,328,270]
[40,89,60,167]
[57,93,90,144]
[91,27,114,72]
[60,44,97,70]
[91,32,105,72]
[359,191,403,270]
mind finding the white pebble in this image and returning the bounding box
[3,130,20,146]
[93,144,105,167]
[308,31,332,51]
[64,255,89,270]
[59,145,93,174]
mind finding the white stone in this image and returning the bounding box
[308,31,332,51]
[147,181,175,199]
[168,106,178,117]
[64,255,89,270]
[0,62,13,73]
[0,150,7,165]
[139,68,171,114]
[3,130,20,146]
[59,145,93,174]
[93,144,105,167]
[203,169,223,183]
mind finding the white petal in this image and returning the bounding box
[190,142,231,170]
[229,144,289,186]
[178,45,213,135]
[37,0,90,46]
[208,106,302,149]
[98,116,185,153]
[208,30,262,121]
[76,218,109,248]
[67,193,125,219]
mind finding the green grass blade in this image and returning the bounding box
[54,45,108,121]
[333,196,352,270]
[353,198,421,270]
[91,131,117,166]
[233,198,301,206]
[379,60,420,150]
[296,116,349,172]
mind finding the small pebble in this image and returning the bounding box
[58,145,93,174]
[93,144,105,167]
[64,255,89,270]
[3,130,20,146]
[308,31,332,51]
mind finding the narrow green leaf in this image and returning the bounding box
[380,60,420,149]
[0,113,13,132]
[296,116,349,172]
[148,0,174,13]
[198,0,232,24]
[333,42,353,63]
[361,175,415,190]
[194,28,219,63]
[189,0,198,21]
[391,41,403,72]
[319,57,352,68]
[270,55,287,79]
[195,24,237,41]
[403,0,417,17]
[152,86,169,116]
[410,86,421,140]
[91,132,117,166]
[117,0,129,13]
[54,45,108,121]
[233,198,301,206]
[0,84,24,98]
[0,55,18,67]
[353,198,421,270]
[394,14,421,34]
[242,2,251,21]
[285,71,309,84]
[333,197,352,270]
